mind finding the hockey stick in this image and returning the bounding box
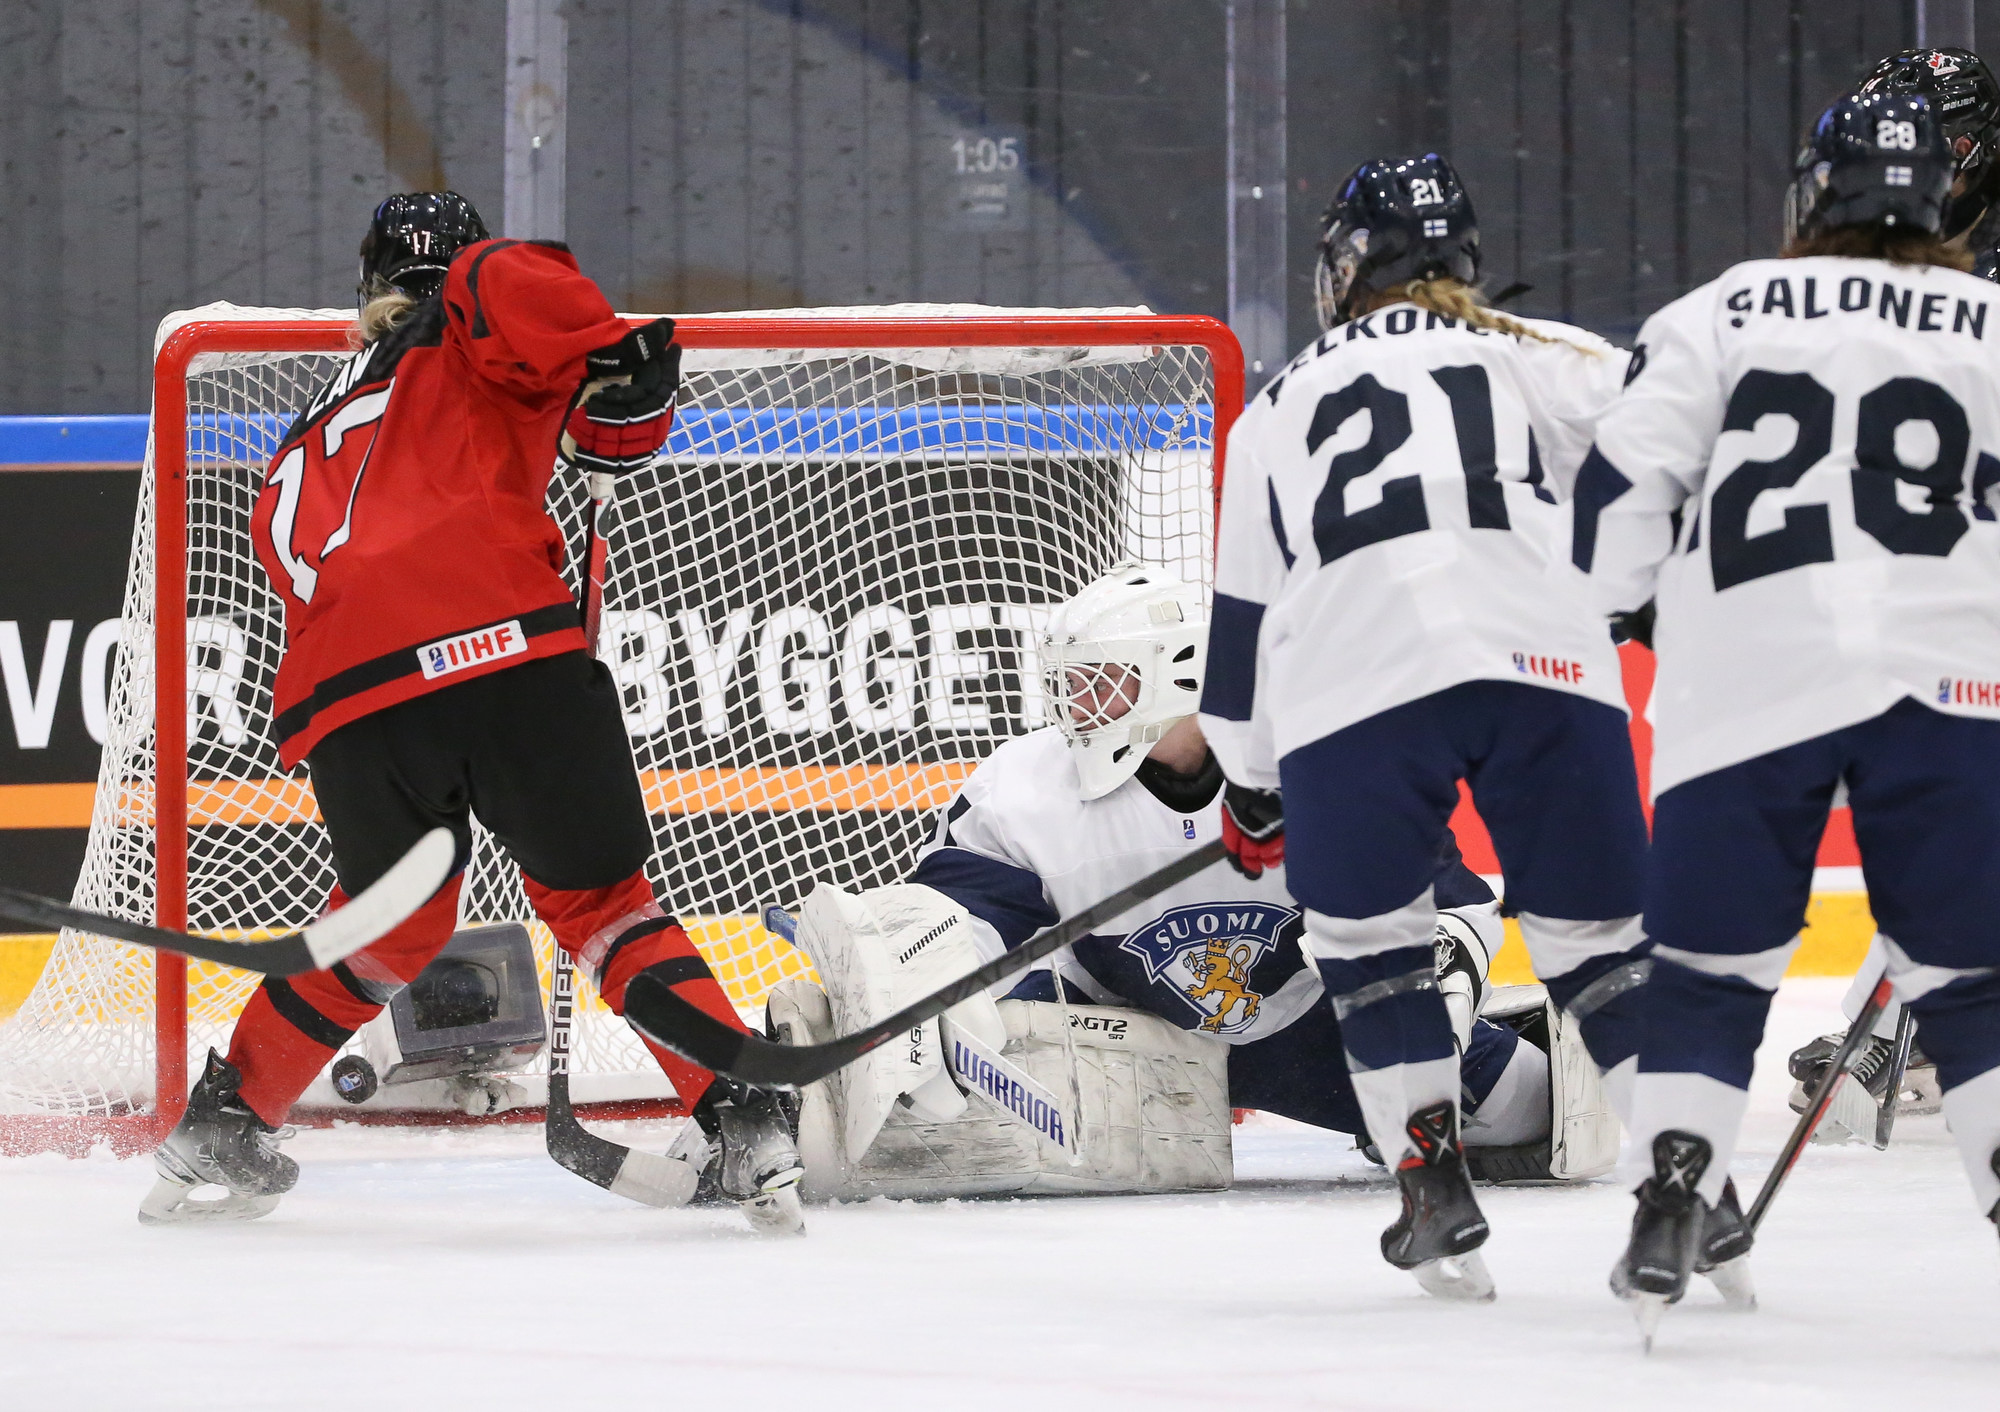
[624,838,1229,1088]
[1745,974,1893,1232]
[0,827,453,977]
[1873,1006,1918,1150]
[541,469,699,1209]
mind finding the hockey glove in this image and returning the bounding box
[1220,783,1284,880]
[1609,600,1656,651]
[563,319,681,476]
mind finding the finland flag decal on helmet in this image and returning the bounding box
[1784,91,1954,243]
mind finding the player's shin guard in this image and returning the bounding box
[1620,953,1774,1206]
[226,879,463,1125]
[530,874,751,1114]
[1316,944,1461,1165]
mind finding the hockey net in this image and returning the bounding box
[0,302,1240,1149]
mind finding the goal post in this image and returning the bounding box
[0,303,1242,1155]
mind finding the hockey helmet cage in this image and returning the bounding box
[1315,154,1480,331]
[357,191,491,309]
[1859,47,2000,237]
[1784,92,1955,244]
[1040,562,1209,801]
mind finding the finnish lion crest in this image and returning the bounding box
[1116,902,1298,1035]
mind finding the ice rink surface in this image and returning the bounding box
[4,977,1994,1411]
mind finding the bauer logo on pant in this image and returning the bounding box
[417,620,527,681]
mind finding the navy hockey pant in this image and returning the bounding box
[1632,698,2000,1209]
[1278,681,1650,1151]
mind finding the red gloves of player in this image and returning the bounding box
[1220,782,1284,880]
[563,317,681,476]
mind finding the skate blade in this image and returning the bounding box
[137,1175,280,1226]
[739,1179,806,1236]
[1631,1292,1668,1353]
[1702,1255,1757,1311]
[1412,1249,1495,1302]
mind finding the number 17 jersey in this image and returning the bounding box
[1200,304,1631,788]
[1581,255,2000,797]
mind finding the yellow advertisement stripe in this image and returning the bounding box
[0,764,978,830]
[1489,891,1879,985]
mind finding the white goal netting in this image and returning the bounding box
[0,303,1234,1122]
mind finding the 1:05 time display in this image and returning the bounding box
[951,136,1021,173]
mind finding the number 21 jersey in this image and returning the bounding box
[1581,255,2000,797]
[1200,304,1631,788]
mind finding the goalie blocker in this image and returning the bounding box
[767,882,1615,1200]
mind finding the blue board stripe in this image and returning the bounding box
[0,405,1216,469]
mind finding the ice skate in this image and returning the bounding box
[1612,1131,1712,1351]
[1695,1177,1756,1309]
[700,1078,807,1235]
[1787,1031,1939,1118]
[139,1050,298,1225]
[1380,1102,1494,1302]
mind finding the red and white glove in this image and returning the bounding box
[1220,783,1284,880]
[562,318,681,476]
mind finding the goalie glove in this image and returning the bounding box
[1220,782,1284,880]
[562,318,681,476]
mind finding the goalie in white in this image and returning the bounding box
[765,564,1617,1202]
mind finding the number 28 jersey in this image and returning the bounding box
[1199,304,1631,787]
[249,239,630,767]
[1581,255,2000,796]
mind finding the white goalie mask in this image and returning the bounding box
[1040,562,1210,801]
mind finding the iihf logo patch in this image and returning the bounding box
[1117,902,1297,1034]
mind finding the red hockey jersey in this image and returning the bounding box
[249,239,632,766]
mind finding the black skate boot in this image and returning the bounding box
[139,1050,298,1225]
[1380,1102,1494,1301]
[1788,1030,1938,1119]
[687,1077,806,1235]
[1613,1130,1712,1349]
[1694,1177,1756,1309]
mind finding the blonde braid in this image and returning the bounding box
[353,287,416,347]
[1387,277,1605,357]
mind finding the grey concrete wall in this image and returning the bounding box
[0,0,1975,413]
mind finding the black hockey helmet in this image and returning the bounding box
[1858,47,2000,236]
[1315,154,1480,330]
[357,191,490,309]
[1783,92,1954,244]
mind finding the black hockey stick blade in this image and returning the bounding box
[1873,1005,1918,1150]
[0,827,454,976]
[543,951,697,1209]
[1745,975,1893,1232]
[625,838,1229,1088]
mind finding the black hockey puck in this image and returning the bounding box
[331,1054,378,1104]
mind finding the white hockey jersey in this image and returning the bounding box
[1582,255,2000,796]
[909,727,1496,1044]
[1199,303,1632,787]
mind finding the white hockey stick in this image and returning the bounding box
[541,468,699,1209]
[0,827,454,976]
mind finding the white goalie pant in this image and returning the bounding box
[775,881,1233,1200]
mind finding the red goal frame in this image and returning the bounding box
[4,312,1243,1157]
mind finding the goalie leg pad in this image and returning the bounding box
[793,882,1010,1161]
[810,999,1233,1200]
